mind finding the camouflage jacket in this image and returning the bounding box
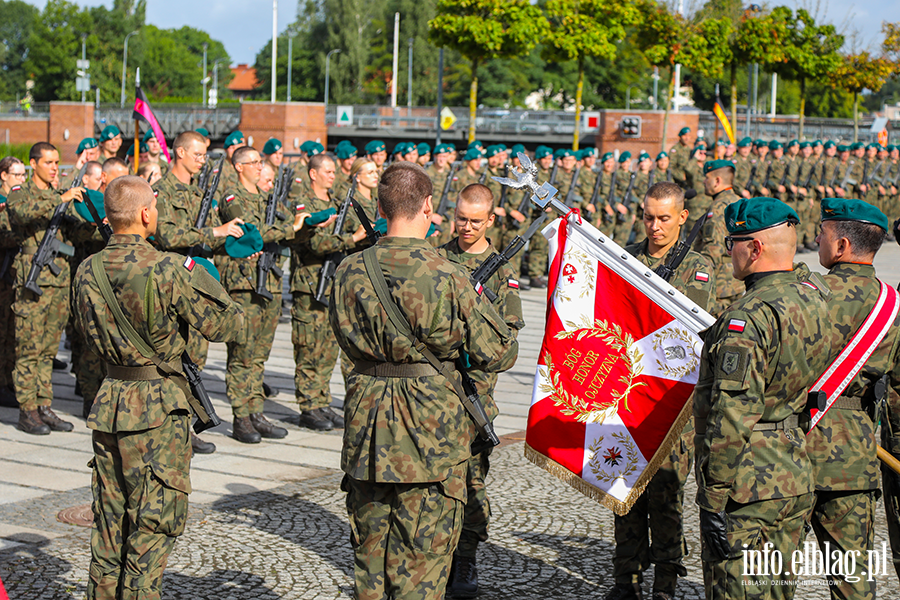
[218,159,239,193]
[73,234,243,434]
[331,236,518,483]
[733,155,752,193]
[794,157,817,198]
[425,163,457,199]
[669,142,691,184]
[809,262,900,491]
[697,188,743,303]
[152,171,223,252]
[625,239,714,311]
[6,178,95,289]
[332,171,353,200]
[576,167,600,208]
[439,237,525,419]
[693,269,834,512]
[217,184,295,294]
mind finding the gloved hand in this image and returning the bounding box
[700,508,730,561]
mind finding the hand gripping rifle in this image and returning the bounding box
[745,163,758,194]
[22,164,87,296]
[470,213,550,305]
[761,162,774,192]
[604,169,618,224]
[256,165,293,301]
[86,193,221,434]
[315,186,354,306]
[477,165,490,185]
[653,212,709,282]
[436,162,462,219]
[617,168,638,224]
[563,167,581,208]
[498,166,510,209]
[839,162,858,191]
[187,155,225,258]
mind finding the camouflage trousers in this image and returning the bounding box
[613,214,637,247]
[88,411,192,600]
[525,219,549,279]
[792,196,817,246]
[0,280,15,389]
[701,492,815,600]
[614,422,693,593]
[226,290,281,418]
[810,490,876,600]
[292,292,337,411]
[13,283,68,411]
[882,459,900,582]
[456,447,493,558]
[343,466,466,600]
[186,329,209,371]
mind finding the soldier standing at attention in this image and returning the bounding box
[218,131,247,191]
[439,184,525,598]
[365,140,388,174]
[669,127,693,186]
[605,182,714,600]
[696,160,743,317]
[809,198,900,599]
[143,129,169,177]
[262,138,284,172]
[683,145,710,231]
[417,143,432,167]
[732,138,753,198]
[330,162,518,600]
[60,137,100,188]
[332,142,358,199]
[72,176,243,599]
[98,126,122,163]
[694,198,834,600]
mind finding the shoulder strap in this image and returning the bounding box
[807,279,900,432]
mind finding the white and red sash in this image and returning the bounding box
[807,279,900,431]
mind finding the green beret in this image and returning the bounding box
[850,142,864,151]
[126,142,149,156]
[812,140,823,147]
[511,144,526,156]
[580,147,596,157]
[703,159,735,175]
[655,151,668,160]
[100,126,121,141]
[262,138,282,155]
[534,146,553,160]
[716,138,728,147]
[557,148,575,159]
[823,141,836,150]
[725,197,800,235]
[307,142,324,156]
[618,151,632,163]
[192,257,220,282]
[391,142,406,155]
[76,138,98,154]
[837,145,849,153]
[786,139,799,148]
[434,143,452,155]
[638,152,651,162]
[601,152,615,162]
[195,127,211,138]
[888,145,896,152]
[468,140,484,151]
[299,140,314,153]
[821,197,888,231]
[799,141,811,149]
[690,146,706,158]
[402,143,419,157]
[866,143,878,150]
[73,189,105,224]
[678,127,691,136]
[417,143,431,156]
[224,131,245,149]
[142,129,156,143]
[305,207,337,226]
[768,140,782,150]
[754,139,765,147]
[225,223,264,258]
[463,148,482,162]
[486,145,503,158]
[737,137,752,148]
[335,144,358,160]
[365,140,386,154]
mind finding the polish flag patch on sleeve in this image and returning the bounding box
[183,256,196,272]
[295,178,303,184]
[728,319,746,333]
[296,204,305,211]
[10,185,20,192]
[474,281,484,296]
[225,194,235,203]
[153,190,159,198]
[508,279,519,289]
[695,272,709,282]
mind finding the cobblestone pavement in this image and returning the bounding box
[3,243,900,598]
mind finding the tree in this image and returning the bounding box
[772,9,843,140]
[541,0,642,149]
[429,0,548,143]
[0,0,40,102]
[140,26,230,100]
[827,52,894,141]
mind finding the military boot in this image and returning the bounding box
[51,357,67,371]
[191,432,216,454]
[448,554,478,598]
[262,382,278,398]
[603,583,643,600]
[651,592,674,600]
[529,275,548,289]
[298,409,334,432]
[250,413,288,439]
[232,416,262,444]
[38,406,74,432]
[320,406,345,429]
[18,409,50,435]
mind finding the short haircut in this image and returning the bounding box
[349,157,375,179]
[829,220,885,258]
[0,156,24,176]
[29,142,56,162]
[378,162,433,220]
[137,163,160,179]
[645,181,685,211]
[231,145,258,166]
[84,161,102,179]
[708,166,734,185]
[104,175,154,231]
[458,183,494,211]
[173,131,205,156]
[102,157,128,175]
[308,153,333,176]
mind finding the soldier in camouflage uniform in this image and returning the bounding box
[605,182,714,600]
[629,152,654,244]
[610,152,638,246]
[696,160,743,317]
[333,142,359,200]
[439,184,525,598]
[732,138,754,198]
[833,145,857,200]
[0,157,25,408]
[694,197,834,600]
[330,162,518,600]
[59,137,100,189]
[859,144,882,214]
[98,126,122,164]
[807,198,900,599]
[218,131,247,192]
[365,140,389,174]
[683,145,711,231]
[7,142,95,435]
[759,141,788,203]
[72,176,243,600]
[669,127,693,186]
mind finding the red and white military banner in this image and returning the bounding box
[525,216,715,515]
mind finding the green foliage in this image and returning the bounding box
[772,9,843,85]
[0,143,30,163]
[0,0,40,101]
[541,0,641,64]
[140,25,230,100]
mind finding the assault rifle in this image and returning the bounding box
[470,213,550,304]
[761,162,774,193]
[839,162,857,191]
[22,165,87,296]
[477,165,490,185]
[548,162,559,187]
[745,163,759,194]
[436,162,462,218]
[256,165,293,301]
[587,168,604,211]
[187,155,224,258]
[617,168,638,224]
[498,167,510,209]
[654,212,709,282]
[350,191,380,246]
[604,169,618,224]
[315,185,355,306]
[563,167,581,207]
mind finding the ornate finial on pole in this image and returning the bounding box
[491,152,569,215]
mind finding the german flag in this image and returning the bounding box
[713,96,735,145]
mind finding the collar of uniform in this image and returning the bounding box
[743,269,793,291]
[829,262,876,278]
[108,233,152,247]
[375,236,435,250]
[712,187,734,200]
[443,237,495,262]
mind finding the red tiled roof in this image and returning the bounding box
[229,64,260,92]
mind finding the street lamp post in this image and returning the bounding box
[626,85,640,110]
[407,38,413,110]
[271,0,277,103]
[325,49,341,118]
[81,35,87,103]
[120,30,139,108]
[212,58,227,107]
[287,35,293,102]
[202,43,208,107]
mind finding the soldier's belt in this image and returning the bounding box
[106,360,183,381]
[753,414,800,431]
[352,359,454,378]
[831,396,863,410]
